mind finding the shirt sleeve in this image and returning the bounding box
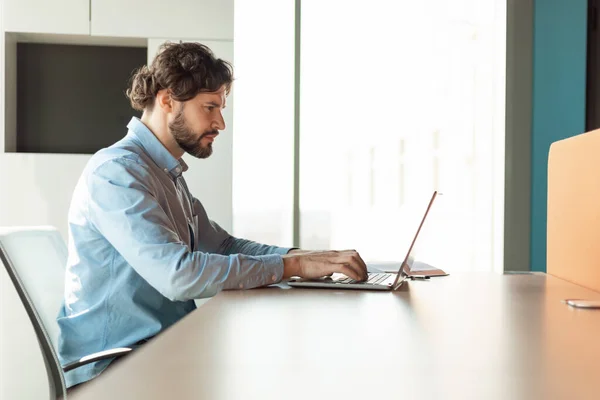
[86,158,284,301]
[219,235,294,257]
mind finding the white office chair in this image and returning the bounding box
[0,226,132,399]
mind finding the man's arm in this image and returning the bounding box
[87,159,284,301]
[210,224,368,281]
[217,231,296,257]
[188,198,367,281]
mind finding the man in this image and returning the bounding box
[57,41,368,389]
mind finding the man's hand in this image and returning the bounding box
[282,250,368,281]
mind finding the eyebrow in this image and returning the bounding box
[205,101,226,109]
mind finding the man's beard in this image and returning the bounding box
[168,107,217,159]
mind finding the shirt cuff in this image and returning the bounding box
[260,254,285,285]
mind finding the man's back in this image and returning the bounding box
[57,119,199,388]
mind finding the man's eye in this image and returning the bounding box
[206,106,215,111]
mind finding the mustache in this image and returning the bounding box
[200,130,219,138]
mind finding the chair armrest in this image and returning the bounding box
[63,347,133,372]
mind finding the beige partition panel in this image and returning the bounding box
[547,129,600,292]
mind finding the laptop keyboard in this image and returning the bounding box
[337,273,392,285]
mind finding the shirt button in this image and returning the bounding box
[271,275,277,282]
[163,168,168,173]
[175,167,181,173]
[239,283,244,289]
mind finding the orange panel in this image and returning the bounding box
[547,129,600,293]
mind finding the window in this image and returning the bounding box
[234,0,506,272]
[232,0,295,247]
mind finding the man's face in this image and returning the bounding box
[168,87,227,159]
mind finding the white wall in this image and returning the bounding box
[0,155,92,236]
[1,2,51,398]
[231,0,295,246]
[91,0,233,40]
[0,2,234,399]
[3,0,90,34]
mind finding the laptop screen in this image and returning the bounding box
[393,191,438,287]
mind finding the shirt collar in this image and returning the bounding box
[126,117,188,178]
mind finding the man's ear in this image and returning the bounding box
[156,89,174,113]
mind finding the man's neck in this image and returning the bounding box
[140,111,184,159]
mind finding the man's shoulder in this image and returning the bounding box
[92,144,140,165]
[84,141,155,183]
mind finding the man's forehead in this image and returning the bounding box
[200,89,227,104]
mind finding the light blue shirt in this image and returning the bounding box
[57,117,291,388]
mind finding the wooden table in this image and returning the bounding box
[72,273,600,400]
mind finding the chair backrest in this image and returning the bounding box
[0,226,68,399]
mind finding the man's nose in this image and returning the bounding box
[213,112,226,131]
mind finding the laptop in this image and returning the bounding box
[287,191,443,291]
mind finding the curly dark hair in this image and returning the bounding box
[126,42,233,111]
